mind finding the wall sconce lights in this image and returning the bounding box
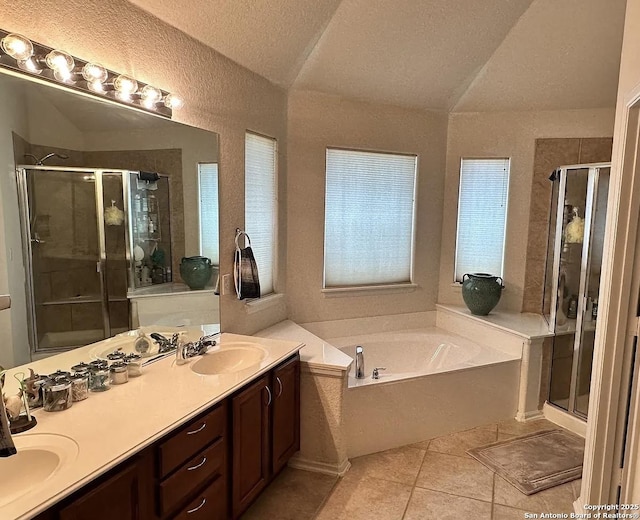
[0,29,182,118]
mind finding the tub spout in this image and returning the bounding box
[355,346,365,379]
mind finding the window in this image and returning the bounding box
[245,132,277,296]
[324,148,417,288]
[198,163,219,265]
[454,157,510,282]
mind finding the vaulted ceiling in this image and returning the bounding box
[127,0,626,112]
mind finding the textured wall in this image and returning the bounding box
[0,0,289,336]
[439,109,615,312]
[286,90,448,323]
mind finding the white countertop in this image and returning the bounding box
[127,282,217,299]
[0,328,303,520]
[256,320,352,376]
[436,304,555,340]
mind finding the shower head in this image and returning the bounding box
[24,153,69,166]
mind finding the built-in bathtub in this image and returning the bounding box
[331,328,518,387]
[322,326,522,458]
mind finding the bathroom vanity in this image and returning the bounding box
[0,331,302,520]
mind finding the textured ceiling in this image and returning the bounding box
[126,0,625,112]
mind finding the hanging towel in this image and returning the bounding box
[234,230,261,300]
[0,390,17,457]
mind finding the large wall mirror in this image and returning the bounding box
[0,70,220,370]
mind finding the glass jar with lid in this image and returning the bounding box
[71,362,91,375]
[124,353,143,377]
[89,364,111,392]
[43,377,73,412]
[109,361,129,385]
[107,350,126,362]
[70,373,90,401]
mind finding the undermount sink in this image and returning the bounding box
[0,433,79,508]
[191,342,268,375]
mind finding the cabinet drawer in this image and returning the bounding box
[171,473,227,520]
[159,437,226,515]
[159,401,227,478]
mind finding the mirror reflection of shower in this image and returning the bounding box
[16,165,173,355]
[24,152,69,165]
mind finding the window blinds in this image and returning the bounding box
[454,158,510,282]
[198,163,219,265]
[245,132,277,296]
[324,148,417,287]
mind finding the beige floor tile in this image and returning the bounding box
[493,474,577,514]
[404,487,492,520]
[349,445,426,485]
[241,467,337,519]
[315,472,412,520]
[415,451,494,502]
[492,504,532,519]
[409,439,431,450]
[497,419,557,437]
[428,426,498,457]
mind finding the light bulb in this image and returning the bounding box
[1,33,34,61]
[88,79,105,93]
[113,74,138,97]
[45,50,74,73]
[17,57,43,74]
[163,93,182,109]
[82,63,108,83]
[141,85,162,108]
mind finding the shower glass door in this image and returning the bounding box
[546,164,610,420]
[18,167,132,353]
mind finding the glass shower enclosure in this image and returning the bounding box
[17,166,135,354]
[543,162,610,420]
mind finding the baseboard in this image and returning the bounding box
[288,455,351,477]
[574,495,585,514]
[515,409,545,422]
[543,402,587,438]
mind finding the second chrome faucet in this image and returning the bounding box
[355,346,364,379]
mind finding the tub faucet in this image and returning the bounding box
[372,367,386,380]
[355,346,365,379]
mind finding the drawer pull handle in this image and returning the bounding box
[265,385,272,406]
[187,456,207,471]
[186,422,206,435]
[276,376,283,398]
[187,497,207,514]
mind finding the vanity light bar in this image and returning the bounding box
[0,29,182,118]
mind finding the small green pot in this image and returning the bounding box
[461,273,504,316]
[179,256,213,290]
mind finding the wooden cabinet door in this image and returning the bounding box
[231,374,270,519]
[271,355,300,474]
[59,452,153,520]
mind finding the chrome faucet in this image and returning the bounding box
[355,346,365,379]
[176,334,219,365]
[150,332,180,354]
[372,367,386,380]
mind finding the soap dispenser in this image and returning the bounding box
[134,329,151,356]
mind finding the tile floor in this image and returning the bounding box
[242,418,582,520]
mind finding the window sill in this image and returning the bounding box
[243,292,285,314]
[322,283,418,298]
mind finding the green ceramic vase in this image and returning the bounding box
[179,256,213,290]
[461,273,504,316]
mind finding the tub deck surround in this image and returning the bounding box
[256,320,352,477]
[0,329,303,520]
[436,304,554,422]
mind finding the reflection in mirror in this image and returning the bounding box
[0,71,220,369]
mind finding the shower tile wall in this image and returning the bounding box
[85,148,185,283]
[523,137,612,406]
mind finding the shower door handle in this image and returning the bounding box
[96,261,101,273]
[30,233,45,245]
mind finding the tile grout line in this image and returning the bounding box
[311,476,342,519]
[401,446,429,520]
